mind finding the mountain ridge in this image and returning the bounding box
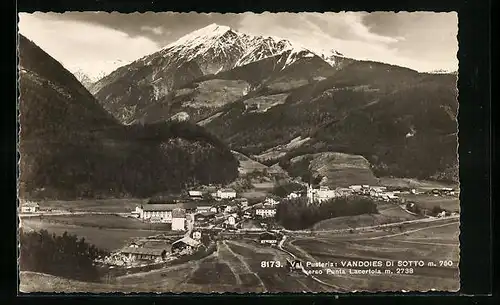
[18,34,239,200]
[87,24,458,184]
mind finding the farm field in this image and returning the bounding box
[312,204,421,231]
[22,214,172,230]
[34,198,144,213]
[19,218,460,293]
[286,219,460,292]
[20,216,170,251]
[379,177,458,191]
[400,194,460,212]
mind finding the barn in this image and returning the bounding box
[171,236,202,253]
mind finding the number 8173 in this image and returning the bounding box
[261,261,282,268]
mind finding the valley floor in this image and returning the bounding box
[20,214,459,293]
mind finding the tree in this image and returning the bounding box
[276,196,379,230]
[19,229,108,282]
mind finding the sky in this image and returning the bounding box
[18,12,458,80]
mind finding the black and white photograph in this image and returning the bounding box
[17,11,459,293]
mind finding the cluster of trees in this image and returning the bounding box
[276,196,378,230]
[18,36,240,200]
[271,180,305,198]
[19,229,108,282]
[21,133,239,200]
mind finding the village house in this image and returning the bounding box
[259,232,279,245]
[195,211,216,222]
[192,231,202,240]
[172,208,186,231]
[209,206,218,213]
[255,207,277,218]
[119,246,170,262]
[234,198,249,207]
[335,187,353,197]
[188,190,204,200]
[20,201,39,213]
[196,205,213,213]
[286,192,300,200]
[226,214,238,227]
[264,197,279,206]
[213,188,237,200]
[224,204,238,213]
[171,236,202,253]
[349,185,363,192]
[134,204,174,223]
[228,215,236,226]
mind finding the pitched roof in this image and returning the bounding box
[172,236,200,247]
[119,247,170,256]
[22,202,39,207]
[140,204,177,212]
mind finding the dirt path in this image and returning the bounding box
[389,240,458,247]
[279,236,348,291]
[224,240,267,291]
[363,221,459,240]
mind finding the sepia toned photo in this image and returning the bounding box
[17,12,459,293]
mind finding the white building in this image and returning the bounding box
[336,188,353,197]
[172,208,186,231]
[255,207,276,218]
[264,197,279,206]
[209,207,218,213]
[307,185,340,204]
[235,198,249,207]
[188,190,203,200]
[349,185,362,192]
[228,215,236,226]
[196,206,212,213]
[192,231,202,240]
[172,236,201,252]
[371,186,387,193]
[224,205,238,213]
[286,192,300,200]
[20,201,39,213]
[214,188,237,200]
[135,204,173,223]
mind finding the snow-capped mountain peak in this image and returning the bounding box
[166,23,233,49]
[158,23,336,74]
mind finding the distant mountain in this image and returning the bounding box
[91,23,346,124]
[202,61,459,183]
[88,24,458,183]
[72,70,95,90]
[18,34,238,200]
[428,69,457,74]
